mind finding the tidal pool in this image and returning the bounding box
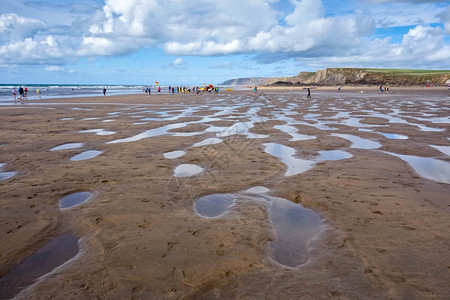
[317,150,352,161]
[384,152,450,184]
[70,150,103,161]
[197,187,324,267]
[163,150,186,159]
[50,143,83,151]
[274,124,316,141]
[376,132,408,140]
[0,234,79,299]
[194,194,234,217]
[430,145,450,156]
[79,129,116,136]
[173,164,203,177]
[332,133,381,149]
[59,192,93,209]
[191,138,223,148]
[263,143,315,176]
[108,123,186,144]
[0,163,17,181]
[269,196,323,267]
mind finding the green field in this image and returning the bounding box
[363,69,450,75]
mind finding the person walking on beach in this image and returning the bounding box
[307,88,311,99]
[103,87,107,96]
[18,87,24,100]
[253,86,257,96]
[12,88,17,100]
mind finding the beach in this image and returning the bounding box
[0,87,449,299]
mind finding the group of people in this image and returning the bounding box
[12,87,41,100]
[379,85,390,92]
[143,85,220,95]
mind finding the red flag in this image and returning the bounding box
[155,81,159,85]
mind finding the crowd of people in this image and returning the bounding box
[143,85,220,95]
[12,87,41,100]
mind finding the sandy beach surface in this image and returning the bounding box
[0,87,449,299]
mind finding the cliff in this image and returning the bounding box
[221,69,450,86]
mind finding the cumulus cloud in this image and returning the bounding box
[166,57,187,68]
[0,0,449,69]
[437,5,450,34]
[0,13,46,41]
[45,65,65,72]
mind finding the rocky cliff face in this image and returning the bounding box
[284,68,450,86]
[221,69,450,86]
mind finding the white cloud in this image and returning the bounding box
[0,13,46,41]
[173,58,185,66]
[0,0,449,70]
[437,6,450,34]
[45,65,65,72]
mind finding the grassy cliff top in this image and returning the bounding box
[361,68,450,75]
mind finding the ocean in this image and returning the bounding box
[0,84,155,102]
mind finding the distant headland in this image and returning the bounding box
[221,68,450,86]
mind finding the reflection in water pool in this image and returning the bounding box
[317,150,352,161]
[195,187,324,267]
[384,152,450,184]
[79,129,116,135]
[263,143,315,176]
[59,192,93,209]
[430,145,450,156]
[163,150,186,159]
[192,138,223,148]
[70,150,103,161]
[0,234,79,299]
[50,143,83,151]
[174,164,203,177]
[332,133,381,149]
[269,196,323,267]
[0,163,17,181]
[195,194,234,217]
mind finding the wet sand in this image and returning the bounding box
[0,87,449,299]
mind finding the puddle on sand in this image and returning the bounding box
[274,124,316,141]
[50,143,83,151]
[332,133,381,149]
[0,163,17,181]
[0,234,79,300]
[174,164,203,177]
[191,138,223,148]
[108,123,186,144]
[194,194,234,217]
[359,129,408,140]
[263,143,315,176]
[59,192,93,209]
[317,150,352,161]
[195,187,324,267]
[269,197,323,267]
[430,145,450,156]
[163,150,186,159]
[79,129,116,136]
[70,150,103,161]
[384,152,450,184]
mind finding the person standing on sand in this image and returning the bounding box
[253,86,257,96]
[18,87,23,100]
[307,88,311,99]
[12,88,17,100]
[103,87,107,96]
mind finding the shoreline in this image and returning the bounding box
[0,89,449,299]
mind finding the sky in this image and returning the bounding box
[0,0,449,85]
